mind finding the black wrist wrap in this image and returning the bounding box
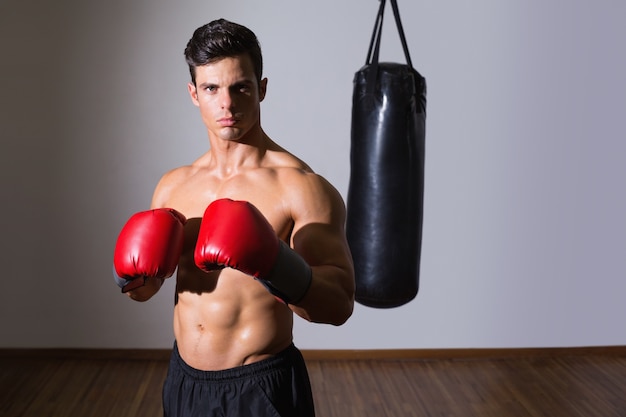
[262,240,312,304]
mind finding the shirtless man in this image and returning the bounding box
[113,19,355,417]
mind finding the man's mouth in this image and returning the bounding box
[218,117,238,127]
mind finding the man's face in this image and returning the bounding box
[188,54,267,142]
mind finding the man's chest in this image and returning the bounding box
[167,173,295,241]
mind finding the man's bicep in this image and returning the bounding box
[290,177,351,269]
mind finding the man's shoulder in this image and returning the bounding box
[269,162,323,189]
[162,150,215,182]
[264,148,313,173]
[151,163,204,207]
[270,162,342,208]
[157,164,197,186]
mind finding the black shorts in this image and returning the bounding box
[162,341,315,417]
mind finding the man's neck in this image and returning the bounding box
[207,129,269,177]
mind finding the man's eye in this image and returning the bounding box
[205,85,217,92]
[237,84,251,93]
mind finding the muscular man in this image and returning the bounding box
[113,19,355,417]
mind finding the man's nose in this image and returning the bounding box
[220,89,234,109]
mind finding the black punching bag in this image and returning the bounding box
[346,0,426,308]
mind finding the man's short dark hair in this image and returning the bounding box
[184,19,263,85]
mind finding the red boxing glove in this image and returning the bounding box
[113,208,186,293]
[194,199,312,304]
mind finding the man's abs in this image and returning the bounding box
[173,269,294,371]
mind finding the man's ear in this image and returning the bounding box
[187,83,200,106]
[259,77,268,102]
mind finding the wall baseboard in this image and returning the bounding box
[0,348,172,361]
[1,346,625,361]
[301,345,626,360]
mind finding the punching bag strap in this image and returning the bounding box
[364,0,414,93]
[365,0,386,66]
[364,0,386,93]
[390,0,413,68]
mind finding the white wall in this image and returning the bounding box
[1,0,625,349]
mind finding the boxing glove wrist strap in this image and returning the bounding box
[112,265,147,293]
[262,240,312,304]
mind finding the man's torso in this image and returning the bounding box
[158,150,312,370]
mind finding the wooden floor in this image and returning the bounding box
[1,349,625,417]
